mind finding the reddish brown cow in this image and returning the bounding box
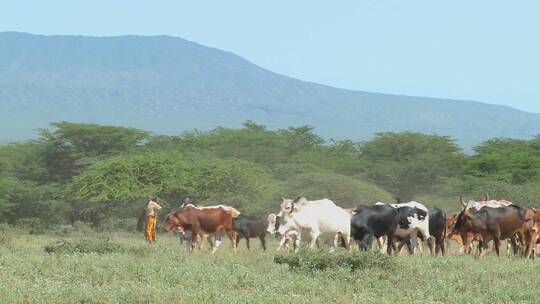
[446,213,476,253]
[453,201,535,257]
[163,205,238,253]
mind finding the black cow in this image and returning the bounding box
[427,207,447,255]
[351,204,399,255]
[233,214,268,250]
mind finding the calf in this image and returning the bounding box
[233,214,268,250]
[267,213,300,252]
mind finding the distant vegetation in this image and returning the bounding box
[1,121,539,229]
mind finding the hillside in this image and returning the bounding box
[1,32,539,148]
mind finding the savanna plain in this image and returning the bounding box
[0,226,538,304]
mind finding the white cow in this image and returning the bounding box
[277,197,351,251]
[461,198,513,210]
[376,201,430,254]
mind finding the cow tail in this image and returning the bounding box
[442,212,447,240]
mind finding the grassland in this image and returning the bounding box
[0,229,539,304]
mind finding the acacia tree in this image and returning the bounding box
[69,152,280,215]
[466,138,540,184]
[359,132,464,201]
[38,122,150,182]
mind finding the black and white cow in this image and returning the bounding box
[375,201,430,255]
[233,214,268,250]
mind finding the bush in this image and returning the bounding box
[14,217,46,234]
[274,250,395,273]
[0,234,12,246]
[0,222,10,233]
[44,238,122,255]
[44,238,151,256]
[115,218,138,232]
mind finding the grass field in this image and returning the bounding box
[0,229,539,304]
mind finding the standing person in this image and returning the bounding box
[144,196,162,244]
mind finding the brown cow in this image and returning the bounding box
[163,205,239,253]
[454,198,535,257]
[446,213,476,254]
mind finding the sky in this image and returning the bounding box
[2,1,539,112]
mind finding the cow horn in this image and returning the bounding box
[485,193,490,201]
[460,196,467,208]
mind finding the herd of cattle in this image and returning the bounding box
[162,196,540,258]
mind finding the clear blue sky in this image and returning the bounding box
[2,1,539,112]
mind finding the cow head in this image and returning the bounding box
[278,198,300,236]
[162,211,182,232]
[179,197,193,209]
[280,197,295,213]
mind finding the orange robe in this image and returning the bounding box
[145,215,157,241]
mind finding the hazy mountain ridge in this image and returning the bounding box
[1,32,539,148]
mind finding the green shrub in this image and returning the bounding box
[72,221,94,234]
[44,238,152,256]
[274,250,395,273]
[44,238,122,255]
[115,218,138,232]
[14,217,46,234]
[0,234,12,246]
[0,222,10,233]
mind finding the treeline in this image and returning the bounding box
[1,121,539,229]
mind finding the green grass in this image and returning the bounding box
[0,230,539,303]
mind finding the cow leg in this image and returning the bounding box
[277,236,288,251]
[226,230,237,252]
[190,229,200,254]
[493,237,501,257]
[376,237,385,253]
[439,236,446,256]
[386,234,396,255]
[245,237,250,250]
[427,237,434,255]
[260,234,266,251]
[460,232,470,254]
[293,235,300,253]
[342,232,351,251]
[405,239,414,255]
[397,239,406,254]
[309,229,320,249]
[361,235,372,251]
[236,235,241,248]
[332,234,340,251]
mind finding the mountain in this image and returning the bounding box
[1,32,539,149]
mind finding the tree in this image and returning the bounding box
[359,132,463,200]
[37,122,150,181]
[69,152,279,214]
[466,138,540,184]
